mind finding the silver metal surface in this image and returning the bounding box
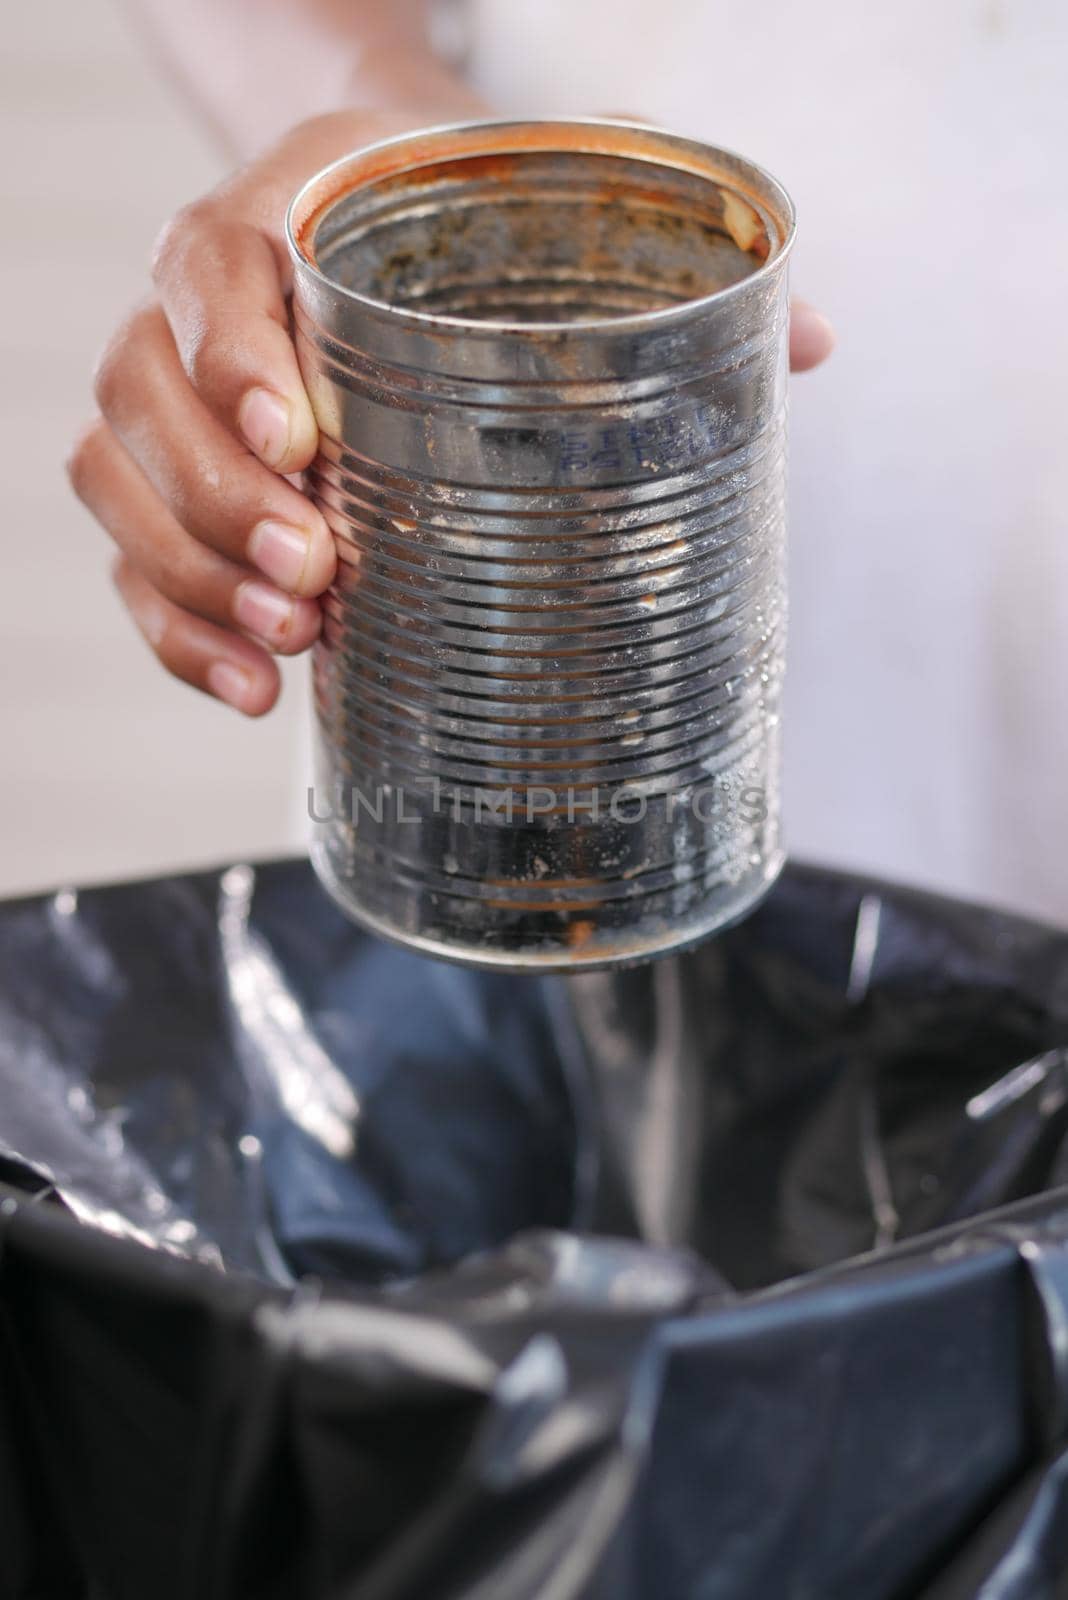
[287,119,795,971]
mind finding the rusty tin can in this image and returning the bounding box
[287,119,795,971]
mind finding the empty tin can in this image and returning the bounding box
[287,119,795,971]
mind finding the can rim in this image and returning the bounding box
[285,116,796,339]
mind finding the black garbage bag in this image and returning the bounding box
[3,856,1068,1599]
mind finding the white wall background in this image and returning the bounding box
[1,2,306,897]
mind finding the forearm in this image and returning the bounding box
[119,0,487,159]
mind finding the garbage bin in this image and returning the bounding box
[2,857,1068,1599]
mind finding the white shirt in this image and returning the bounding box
[450,0,1068,922]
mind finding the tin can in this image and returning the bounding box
[287,119,795,972]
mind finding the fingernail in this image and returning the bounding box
[207,660,255,712]
[233,579,296,647]
[239,387,291,468]
[248,519,311,591]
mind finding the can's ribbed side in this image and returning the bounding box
[289,121,794,971]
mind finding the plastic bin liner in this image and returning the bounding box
[3,856,1068,1599]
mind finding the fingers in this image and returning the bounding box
[112,556,282,715]
[152,205,319,475]
[789,298,836,372]
[72,115,446,720]
[92,304,335,597]
[68,418,323,711]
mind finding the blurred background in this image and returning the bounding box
[3,1,304,898]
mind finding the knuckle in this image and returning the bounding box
[150,199,216,284]
[65,417,107,497]
[91,333,124,415]
[91,305,157,414]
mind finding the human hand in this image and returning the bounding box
[69,111,835,716]
[67,110,429,715]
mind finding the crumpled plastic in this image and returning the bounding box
[2,855,1068,1599]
